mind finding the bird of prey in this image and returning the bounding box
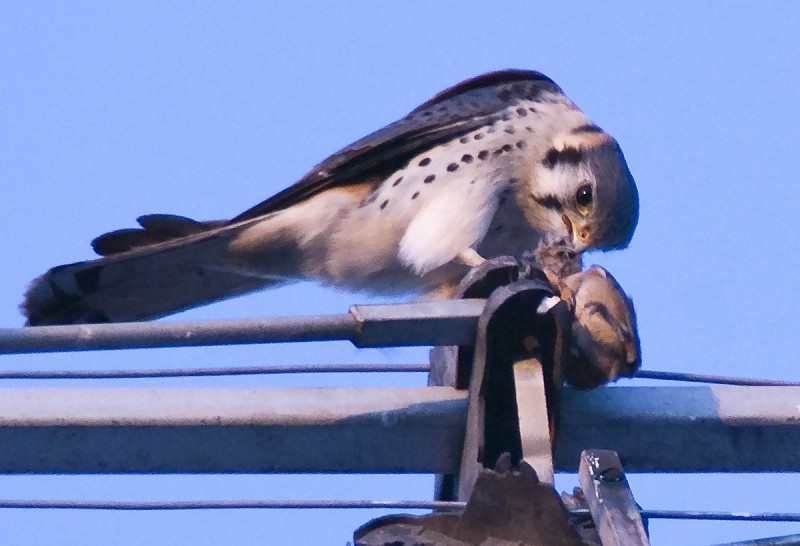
[22,69,639,325]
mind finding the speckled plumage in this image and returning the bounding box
[23,70,639,325]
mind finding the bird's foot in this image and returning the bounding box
[456,248,487,268]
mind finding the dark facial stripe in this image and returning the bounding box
[531,193,563,211]
[543,147,583,169]
[570,124,603,135]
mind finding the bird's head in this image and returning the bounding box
[526,125,639,253]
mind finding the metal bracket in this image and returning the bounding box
[578,449,650,546]
[355,455,589,546]
[458,278,570,498]
[428,257,572,500]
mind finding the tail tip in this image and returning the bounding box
[22,267,110,326]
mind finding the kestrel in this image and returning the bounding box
[23,69,639,325]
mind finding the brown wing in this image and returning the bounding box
[92,214,228,256]
[87,70,562,259]
[232,69,562,222]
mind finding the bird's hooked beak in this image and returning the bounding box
[561,213,592,251]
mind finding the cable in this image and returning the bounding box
[0,499,463,511]
[0,500,800,523]
[0,364,430,380]
[639,510,800,522]
[1,364,798,386]
[0,500,798,522]
[633,370,800,387]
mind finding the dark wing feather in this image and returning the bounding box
[92,214,227,256]
[410,69,557,112]
[232,70,561,222]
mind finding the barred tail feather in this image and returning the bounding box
[22,217,289,325]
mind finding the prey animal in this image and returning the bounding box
[23,69,639,325]
[534,239,640,388]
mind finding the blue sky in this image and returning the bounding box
[2,2,799,544]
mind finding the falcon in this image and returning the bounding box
[22,69,639,325]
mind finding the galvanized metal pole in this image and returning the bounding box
[0,300,485,354]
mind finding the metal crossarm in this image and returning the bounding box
[0,385,798,473]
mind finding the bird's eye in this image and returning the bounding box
[576,184,593,211]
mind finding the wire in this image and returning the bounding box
[0,499,464,511]
[633,370,800,387]
[639,510,800,522]
[1,364,798,385]
[572,509,800,523]
[0,500,798,522]
[0,364,430,380]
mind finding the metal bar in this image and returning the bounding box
[555,386,800,472]
[0,387,467,473]
[0,363,431,380]
[0,300,485,354]
[0,315,354,354]
[578,449,650,546]
[0,386,800,473]
[349,300,484,347]
[513,357,554,484]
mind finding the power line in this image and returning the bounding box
[0,499,798,523]
[639,510,800,522]
[634,370,800,387]
[0,364,797,386]
[0,364,430,380]
[0,499,463,511]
